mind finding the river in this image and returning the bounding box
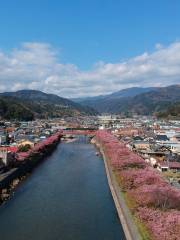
[0,136,125,240]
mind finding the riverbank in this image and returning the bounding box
[94,130,180,240]
[0,132,62,205]
[92,137,142,240]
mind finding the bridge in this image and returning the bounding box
[62,129,96,136]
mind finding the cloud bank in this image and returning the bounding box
[0,41,180,97]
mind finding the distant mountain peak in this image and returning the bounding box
[73,85,180,115]
[0,89,97,120]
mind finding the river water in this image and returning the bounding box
[0,136,125,240]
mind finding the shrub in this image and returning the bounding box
[119,167,164,190]
[136,207,180,240]
[129,184,180,210]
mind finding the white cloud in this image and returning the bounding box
[0,41,180,97]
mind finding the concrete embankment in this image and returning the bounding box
[92,138,142,240]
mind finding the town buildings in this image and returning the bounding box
[0,116,180,189]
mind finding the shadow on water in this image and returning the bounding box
[0,135,126,240]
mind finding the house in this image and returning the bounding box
[152,144,171,153]
[133,136,144,141]
[133,141,150,151]
[155,134,169,142]
[169,162,180,172]
[157,162,169,172]
[171,134,180,142]
[0,135,6,145]
[170,143,180,154]
[157,161,180,172]
[0,147,16,166]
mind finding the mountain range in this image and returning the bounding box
[0,90,97,121]
[73,87,156,104]
[73,85,180,116]
[0,85,179,120]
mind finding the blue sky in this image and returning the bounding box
[0,0,180,97]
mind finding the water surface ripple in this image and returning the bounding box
[0,136,125,240]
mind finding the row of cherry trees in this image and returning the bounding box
[16,131,62,162]
[95,130,180,240]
